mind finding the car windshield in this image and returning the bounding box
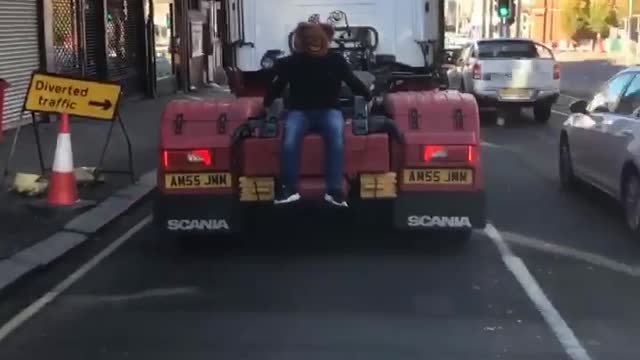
[477,40,539,59]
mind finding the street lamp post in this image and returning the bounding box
[629,0,633,40]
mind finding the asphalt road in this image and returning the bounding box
[1,95,640,360]
[558,60,625,98]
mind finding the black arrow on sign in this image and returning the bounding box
[88,99,113,111]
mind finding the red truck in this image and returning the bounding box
[153,2,485,242]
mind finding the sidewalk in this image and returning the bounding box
[555,49,639,66]
[0,86,231,261]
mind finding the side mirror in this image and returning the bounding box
[569,100,588,114]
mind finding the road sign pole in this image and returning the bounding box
[31,112,47,175]
[1,111,24,187]
[94,110,135,184]
[119,113,135,184]
[500,19,510,38]
[482,0,487,38]
[516,0,522,37]
[95,116,116,178]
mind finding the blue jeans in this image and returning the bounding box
[280,109,344,193]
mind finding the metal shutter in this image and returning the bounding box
[0,0,40,129]
[106,0,142,94]
[84,0,100,77]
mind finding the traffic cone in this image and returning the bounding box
[27,113,95,212]
[47,113,78,205]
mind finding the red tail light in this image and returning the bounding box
[162,149,213,170]
[553,63,560,79]
[423,145,447,161]
[467,145,477,163]
[472,63,482,80]
[423,145,477,163]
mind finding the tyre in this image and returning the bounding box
[534,102,552,123]
[622,171,640,234]
[559,136,578,190]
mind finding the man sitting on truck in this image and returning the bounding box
[263,21,372,207]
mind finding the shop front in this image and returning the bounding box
[0,0,41,130]
[44,0,148,97]
[146,0,222,96]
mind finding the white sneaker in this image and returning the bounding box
[324,193,348,207]
[274,192,301,205]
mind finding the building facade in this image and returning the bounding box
[0,0,224,133]
[525,0,569,45]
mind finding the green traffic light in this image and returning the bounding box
[498,6,509,17]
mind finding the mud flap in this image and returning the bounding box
[152,192,244,235]
[392,191,486,230]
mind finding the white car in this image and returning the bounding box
[560,67,640,233]
[446,38,560,122]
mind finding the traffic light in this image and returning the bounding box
[497,0,511,18]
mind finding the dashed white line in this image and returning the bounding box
[0,216,152,343]
[484,223,592,360]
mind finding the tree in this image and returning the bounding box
[605,9,620,28]
[589,0,612,37]
[561,0,586,38]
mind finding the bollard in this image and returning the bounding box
[0,78,10,143]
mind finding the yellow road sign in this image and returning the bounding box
[23,72,122,121]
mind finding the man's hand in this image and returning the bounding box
[367,96,382,113]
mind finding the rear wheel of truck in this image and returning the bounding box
[534,102,552,123]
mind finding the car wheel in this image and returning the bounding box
[559,136,577,190]
[622,171,640,233]
[534,102,552,123]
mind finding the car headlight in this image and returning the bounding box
[261,50,285,69]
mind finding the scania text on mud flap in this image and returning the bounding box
[152,0,486,241]
[167,219,230,231]
[407,216,472,228]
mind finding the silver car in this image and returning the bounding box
[560,67,640,233]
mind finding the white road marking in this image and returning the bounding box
[552,109,570,116]
[500,230,640,277]
[68,287,199,303]
[0,216,152,343]
[560,93,586,101]
[183,95,204,101]
[485,223,592,360]
[480,141,503,148]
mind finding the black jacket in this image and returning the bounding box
[263,51,373,110]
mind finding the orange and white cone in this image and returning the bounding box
[47,113,78,206]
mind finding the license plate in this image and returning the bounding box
[490,73,511,80]
[403,169,473,185]
[164,173,232,189]
[499,88,530,98]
